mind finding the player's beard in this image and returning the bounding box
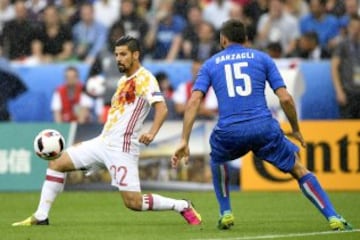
[118,57,134,73]
[118,64,126,73]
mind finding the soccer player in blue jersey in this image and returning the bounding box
[171,19,353,231]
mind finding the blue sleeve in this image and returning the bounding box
[327,16,340,40]
[299,16,307,34]
[264,54,286,91]
[339,15,349,28]
[193,61,211,94]
[88,23,108,58]
[173,15,187,34]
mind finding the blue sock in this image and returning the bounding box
[298,173,338,219]
[210,160,231,215]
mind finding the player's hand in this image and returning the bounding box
[292,131,306,148]
[139,133,155,146]
[171,140,190,168]
[336,90,347,106]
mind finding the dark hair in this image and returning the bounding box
[311,0,327,6]
[114,35,141,53]
[319,0,327,6]
[350,14,360,22]
[155,71,168,82]
[267,42,282,53]
[303,32,319,44]
[65,66,78,74]
[220,19,247,44]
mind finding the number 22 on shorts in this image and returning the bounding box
[109,165,128,186]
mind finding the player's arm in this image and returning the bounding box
[53,111,62,123]
[139,101,168,145]
[171,90,204,168]
[182,90,203,143]
[331,55,346,105]
[275,87,306,147]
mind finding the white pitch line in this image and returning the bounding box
[192,229,360,240]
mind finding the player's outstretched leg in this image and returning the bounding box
[12,169,66,226]
[291,159,352,231]
[210,160,234,230]
[121,192,202,225]
[143,194,202,225]
[12,152,74,227]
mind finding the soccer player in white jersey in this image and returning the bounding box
[12,36,202,227]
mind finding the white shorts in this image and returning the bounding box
[66,137,140,192]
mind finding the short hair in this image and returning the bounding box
[220,19,247,44]
[65,66,78,74]
[350,14,360,22]
[267,42,282,53]
[303,32,319,44]
[155,71,168,82]
[114,35,141,53]
[311,0,327,6]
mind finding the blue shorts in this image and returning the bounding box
[210,118,299,173]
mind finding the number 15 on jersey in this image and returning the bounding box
[224,62,252,97]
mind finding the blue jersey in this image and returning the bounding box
[193,44,285,128]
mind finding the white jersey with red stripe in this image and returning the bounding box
[100,66,164,154]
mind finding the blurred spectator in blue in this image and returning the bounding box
[291,31,331,60]
[51,66,95,123]
[34,4,73,62]
[0,0,15,37]
[144,0,186,61]
[25,0,47,22]
[57,0,80,26]
[331,15,360,119]
[299,0,341,53]
[93,0,119,29]
[1,0,38,60]
[0,56,27,121]
[256,0,300,57]
[72,2,107,76]
[202,0,232,30]
[173,0,199,20]
[183,21,218,61]
[172,59,218,120]
[283,0,309,18]
[338,0,359,37]
[229,2,256,44]
[110,0,149,54]
[181,4,204,59]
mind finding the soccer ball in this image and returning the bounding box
[34,129,65,161]
[86,75,106,97]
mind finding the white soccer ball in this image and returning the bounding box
[34,129,65,161]
[86,75,106,97]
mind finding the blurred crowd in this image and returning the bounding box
[1,0,360,122]
[1,0,358,63]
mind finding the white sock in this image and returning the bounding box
[34,169,66,220]
[142,193,188,212]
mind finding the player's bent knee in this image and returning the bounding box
[290,159,310,179]
[121,192,142,211]
[48,152,76,172]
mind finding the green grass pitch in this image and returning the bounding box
[1,191,360,240]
